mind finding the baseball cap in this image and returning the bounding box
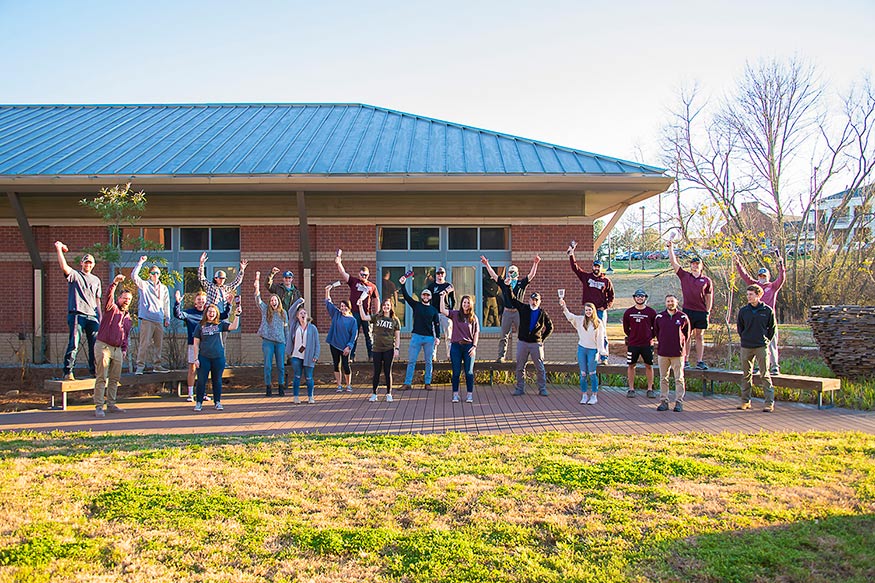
[213,270,227,279]
[530,292,541,300]
[592,260,602,266]
[420,289,432,297]
[283,270,294,278]
[757,268,769,275]
[435,266,446,274]
[633,289,648,297]
[507,265,519,274]
[81,254,95,263]
[690,256,702,263]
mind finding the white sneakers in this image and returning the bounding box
[465,393,474,403]
[368,393,379,402]
[293,396,300,404]
[194,403,202,412]
[385,394,394,402]
[580,393,599,405]
[452,393,460,403]
[580,394,588,404]
[308,396,315,404]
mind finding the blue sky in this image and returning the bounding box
[1,0,873,170]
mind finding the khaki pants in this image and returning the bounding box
[498,309,519,360]
[94,340,123,407]
[657,355,686,402]
[516,341,547,391]
[136,319,164,368]
[741,346,774,406]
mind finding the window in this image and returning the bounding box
[480,227,508,250]
[212,228,240,250]
[448,227,508,250]
[379,228,407,250]
[410,228,439,250]
[180,228,209,250]
[377,225,510,331]
[379,227,440,250]
[120,227,172,250]
[179,227,240,250]
[448,228,477,249]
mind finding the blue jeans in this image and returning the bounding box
[64,313,99,375]
[197,355,225,403]
[291,357,315,398]
[405,333,435,384]
[261,339,286,387]
[450,342,475,393]
[596,309,609,354]
[578,345,599,393]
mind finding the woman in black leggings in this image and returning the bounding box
[358,298,400,402]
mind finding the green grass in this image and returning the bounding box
[1,431,874,582]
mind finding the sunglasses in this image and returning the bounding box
[150,271,160,275]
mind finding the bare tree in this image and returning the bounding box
[662,59,875,322]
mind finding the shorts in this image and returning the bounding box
[626,345,654,366]
[684,309,709,330]
[187,345,197,365]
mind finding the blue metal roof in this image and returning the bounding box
[0,104,665,177]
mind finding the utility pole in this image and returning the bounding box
[641,206,646,271]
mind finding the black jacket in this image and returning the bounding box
[737,302,776,348]
[400,285,441,337]
[498,279,553,343]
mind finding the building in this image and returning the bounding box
[0,103,671,366]
[803,187,875,247]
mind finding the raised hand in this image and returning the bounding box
[114,274,126,284]
[240,259,248,270]
[139,255,148,263]
[533,255,541,264]
[55,241,68,252]
[480,255,489,265]
[270,266,280,274]
[175,289,182,302]
[200,252,208,264]
[399,276,407,285]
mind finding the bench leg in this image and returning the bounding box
[63,392,68,411]
[489,369,494,386]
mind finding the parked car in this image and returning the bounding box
[616,251,631,261]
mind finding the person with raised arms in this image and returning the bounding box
[398,273,441,391]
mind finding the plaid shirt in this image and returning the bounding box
[198,263,245,312]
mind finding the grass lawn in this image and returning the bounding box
[1,431,873,582]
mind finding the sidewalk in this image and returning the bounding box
[1,384,873,436]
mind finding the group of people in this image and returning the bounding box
[56,236,785,418]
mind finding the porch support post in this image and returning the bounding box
[7,192,46,363]
[297,191,312,313]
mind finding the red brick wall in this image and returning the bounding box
[510,223,595,322]
[0,227,110,337]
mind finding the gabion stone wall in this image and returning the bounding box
[809,305,875,379]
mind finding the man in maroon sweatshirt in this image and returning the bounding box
[622,289,658,399]
[568,245,614,356]
[93,274,133,418]
[653,294,691,412]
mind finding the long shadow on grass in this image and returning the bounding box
[650,513,875,583]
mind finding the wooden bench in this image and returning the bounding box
[43,370,232,410]
[592,364,841,409]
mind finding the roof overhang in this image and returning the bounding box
[0,173,673,219]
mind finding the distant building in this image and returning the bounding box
[803,187,875,246]
[0,103,671,365]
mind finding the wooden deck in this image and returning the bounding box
[6,380,874,436]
